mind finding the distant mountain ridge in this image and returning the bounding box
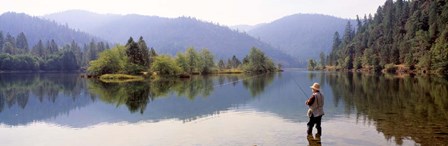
[248,14,351,62]
[0,12,97,46]
[45,10,295,66]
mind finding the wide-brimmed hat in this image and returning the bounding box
[310,83,320,91]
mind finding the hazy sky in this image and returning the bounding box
[0,0,386,26]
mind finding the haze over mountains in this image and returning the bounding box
[44,10,295,66]
[0,10,351,67]
[0,12,97,46]
[247,14,351,61]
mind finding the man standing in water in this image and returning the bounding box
[306,83,324,136]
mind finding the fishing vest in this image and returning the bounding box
[310,92,324,117]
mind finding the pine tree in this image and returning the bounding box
[31,40,45,57]
[137,36,150,67]
[5,33,15,49]
[15,32,29,53]
[218,59,225,70]
[126,37,145,66]
[149,47,157,65]
[0,31,4,53]
[46,39,59,54]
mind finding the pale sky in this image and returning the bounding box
[0,0,386,26]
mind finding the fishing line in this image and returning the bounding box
[212,73,264,88]
[293,79,308,99]
[287,73,308,99]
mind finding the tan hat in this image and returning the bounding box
[310,83,320,91]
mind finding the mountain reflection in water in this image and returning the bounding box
[0,71,447,145]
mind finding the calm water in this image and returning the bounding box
[0,71,447,146]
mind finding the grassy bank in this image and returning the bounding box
[99,74,145,83]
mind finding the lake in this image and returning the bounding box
[0,70,447,146]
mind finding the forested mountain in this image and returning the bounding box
[0,30,109,71]
[0,12,97,46]
[327,0,448,74]
[248,14,350,63]
[45,10,295,66]
[0,12,110,71]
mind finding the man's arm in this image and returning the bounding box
[306,95,315,106]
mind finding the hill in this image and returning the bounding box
[45,10,295,66]
[0,12,97,46]
[248,14,351,62]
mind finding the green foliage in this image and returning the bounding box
[15,32,29,53]
[198,48,215,74]
[218,59,225,70]
[319,51,326,68]
[31,40,45,57]
[99,74,144,83]
[308,59,316,70]
[175,53,188,73]
[185,47,199,74]
[326,0,448,74]
[0,53,39,70]
[87,45,127,75]
[0,30,108,71]
[151,55,181,77]
[137,36,151,67]
[430,26,448,74]
[243,47,276,73]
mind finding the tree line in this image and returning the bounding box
[88,37,279,77]
[0,31,109,71]
[313,0,448,74]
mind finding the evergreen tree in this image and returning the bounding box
[231,55,241,68]
[69,40,83,67]
[149,47,158,65]
[15,32,29,53]
[218,59,225,70]
[31,40,45,57]
[308,59,316,70]
[0,31,4,53]
[4,33,15,49]
[61,50,79,71]
[86,39,98,63]
[125,37,143,66]
[137,36,150,67]
[329,32,341,65]
[46,39,59,54]
[3,42,16,55]
[325,0,448,74]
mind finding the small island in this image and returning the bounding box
[86,37,282,82]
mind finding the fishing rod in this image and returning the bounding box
[292,78,309,99]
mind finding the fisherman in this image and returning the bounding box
[306,82,324,136]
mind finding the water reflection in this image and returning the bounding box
[327,72,448,145]
[1,72,447,145]
[242,73,275,96]
[0,73,278,126]
[0,73,92,125]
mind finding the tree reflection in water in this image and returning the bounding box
[87,74,276,114]
[326,72,448,145]
[242,73,275,97]
[0,73,85,113]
